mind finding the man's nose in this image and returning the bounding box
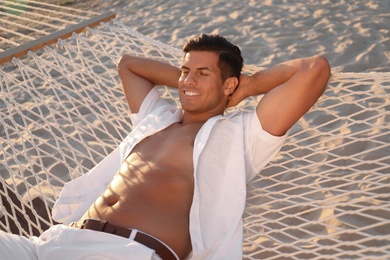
[184,73,196,86]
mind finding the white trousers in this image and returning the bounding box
[0,224,162,260]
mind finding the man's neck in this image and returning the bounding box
[181,111,223,125]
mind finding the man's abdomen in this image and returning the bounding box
[80,161,194,259]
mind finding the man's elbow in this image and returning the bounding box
[316,55,331,73]
[117,54,136,74]
[310,55,331,94]
[315,55,331,82]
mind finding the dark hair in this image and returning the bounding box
[182,34,243,82]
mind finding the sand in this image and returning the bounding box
[0,0,389,259]
[62,0,390,73]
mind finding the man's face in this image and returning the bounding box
[178,51,228,115]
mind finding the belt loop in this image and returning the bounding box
[98,220,108,231]
[129,229,138,240]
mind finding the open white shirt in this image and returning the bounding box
[52,87,288,259]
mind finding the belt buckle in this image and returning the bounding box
[70,220,88,229]
[80,219,89,229]
[76,219,117,234]
[75,219,89,229]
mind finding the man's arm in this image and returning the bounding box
[229,55,330,136]
[117,54,181,113]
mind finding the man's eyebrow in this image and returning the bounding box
[180,66,214,72]
[197,67,214,72]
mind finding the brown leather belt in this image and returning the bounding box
[70,219,178,260]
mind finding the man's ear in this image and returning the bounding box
[224,77,239,95]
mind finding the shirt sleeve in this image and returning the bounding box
[244,111,289,182]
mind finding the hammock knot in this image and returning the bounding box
[56,38,66,49]
[11,56,19,66]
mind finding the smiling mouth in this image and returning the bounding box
[184,91,200,96]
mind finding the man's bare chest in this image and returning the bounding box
[128,122,202,172]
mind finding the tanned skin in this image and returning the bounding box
[80,51,330,259]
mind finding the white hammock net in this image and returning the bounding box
[1,2,389,259]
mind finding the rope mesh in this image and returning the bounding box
[0,0,99,51]
[0,4,389,259]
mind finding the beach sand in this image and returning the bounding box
[63,0,390,73]
[1,0,389,259]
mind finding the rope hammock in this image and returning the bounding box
[1,2,389,259]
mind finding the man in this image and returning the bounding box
[0,34,330,259]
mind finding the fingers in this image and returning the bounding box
[227,90,246,107]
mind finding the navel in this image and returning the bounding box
[102,192,120,207]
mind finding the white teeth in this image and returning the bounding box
[185,91,199,96]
